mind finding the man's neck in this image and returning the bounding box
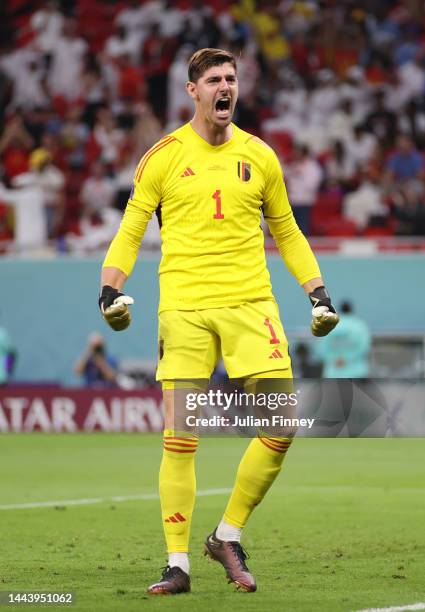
[190,117,233,146]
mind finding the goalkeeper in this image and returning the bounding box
[99,47,338,595]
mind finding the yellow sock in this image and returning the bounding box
[223,435,293,529]
[159,429,198,552]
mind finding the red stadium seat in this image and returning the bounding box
[362,226,393,237]
[264,131,294,162]
[310,189,343,235]
[323,217,358,237]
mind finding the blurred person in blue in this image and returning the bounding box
[0,317,16,385]
[317,301,371,378]
[74,332,118,387]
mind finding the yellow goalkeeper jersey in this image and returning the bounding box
[103,122,321,312]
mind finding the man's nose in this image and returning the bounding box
[219,78,230,91]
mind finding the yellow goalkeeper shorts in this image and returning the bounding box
[156,299,291,380]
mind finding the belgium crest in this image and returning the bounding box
[237,161,251,182]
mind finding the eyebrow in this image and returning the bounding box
[205,74,237,81]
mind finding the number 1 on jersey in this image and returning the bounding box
[212,189,224,219]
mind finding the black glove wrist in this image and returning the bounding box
[99,285,123,312]
[308,286,336,313]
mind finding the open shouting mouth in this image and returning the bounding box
[214,96,232,120]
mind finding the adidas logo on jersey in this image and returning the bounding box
[269,349,284,359]
[181,167,195,177]
[165,512,186,523]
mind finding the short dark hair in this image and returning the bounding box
[188,48,237,82]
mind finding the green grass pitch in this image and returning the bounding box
[0,435,424,611]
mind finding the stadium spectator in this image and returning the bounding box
[397,55,425,102]
[131,102,163,161]
[343,171,387,231]
[5,51,49,111]
[0,317,15,385]
[80,63,107,126]
[250,2,290,78]
[384,134,424,185]
[29,0,64,57]
[292,342,322,378]
[345,124,377,171]
[337,66,370,124]
[309,69,340,128]
[325,140,357,191]
[185,0,214,35]
[80,161,115,220]
[284,144,322,235]
[167,45,194,125]
[74,332,118,387]
[66,207,121,253]
[114,54,144,103]
[262,99,302,144]
[115,0,160,49]
[60,105,90,170]
[0,114,33,180]
[0,171,46,250]
[393,182,425,236]
[13,147,65,239]
[141,23,174,121]
[104,25,140,64]
[274,75,307,118]
[398,99,425,151]
[158,1,186,39]
[92,107,125,166]
[327,99,357,145]
[0,65,12,125]
[317,301,371,378]
[364,89,397,149]
[48,18,88,101]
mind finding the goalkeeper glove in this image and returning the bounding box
[309,286,339,337]
[99,285,134,331]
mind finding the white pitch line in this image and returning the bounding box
[0,487,232,511]
[1,484,423,511]
[354,603,425,612]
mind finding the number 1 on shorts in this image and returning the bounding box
[264,318,280,344]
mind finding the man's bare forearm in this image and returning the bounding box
[101,266,128,291]
[302,277,324,294]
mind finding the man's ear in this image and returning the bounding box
[186,80,198,101]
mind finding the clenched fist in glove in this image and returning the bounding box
[99,285,134,331]
[309,286,339,337]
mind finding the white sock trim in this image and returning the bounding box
[168,552,189,574]
[216,519,242,542]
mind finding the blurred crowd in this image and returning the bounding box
[1,0,425,253]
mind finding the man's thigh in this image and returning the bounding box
[210,300,292,378]
[157,310,220,381]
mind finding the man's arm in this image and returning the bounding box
[74,350,90,376]
[101,266,128,290]
[92,354,118,383]
[302,277,324,294]
[99,266,133,331]
[261,149,339,336]
[99,144,165,330]
[98,205,147,333]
